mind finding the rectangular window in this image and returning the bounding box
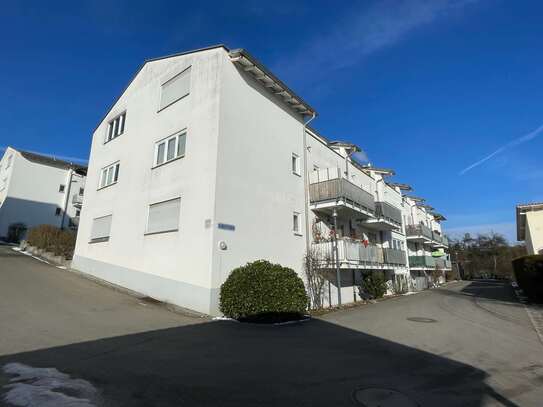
[293,212,301,234]
[90,215,112,242]
[79,187,84,195]
[99,162,120,189]
[59,184,65,192]
[55,207,61,216]
[292,153,300,175]
[76,209,81,216]
[154,131,187,167]
[105,112,126,143]
[146,197,181,235]
[159,67,191,111]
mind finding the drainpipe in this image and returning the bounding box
[302,112,316,255]
[60,169,74,230]
[333,208,342,306]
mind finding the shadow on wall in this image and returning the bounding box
[0,319,519,406]
[0,197,78,242]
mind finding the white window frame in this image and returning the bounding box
[105,112,126,143]
[292,153,300,176]
[153,130,187,168]
[98,162,120,189]
[89,214,113,243]
[293,211,302,235]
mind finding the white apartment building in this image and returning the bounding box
[73,45,449,315]
[0,147,87,242]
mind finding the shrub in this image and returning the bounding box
[27,225,77,259]
[360,271,387,299]
[219,260,309,321]
[512,255,543,302]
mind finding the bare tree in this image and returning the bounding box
[303,247,330,310]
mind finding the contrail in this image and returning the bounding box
[459,123,543,175]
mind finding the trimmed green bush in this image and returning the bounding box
[27,225,76,259]
[360,271,387,299]
[219,260,308,321]
[512,255,543,302]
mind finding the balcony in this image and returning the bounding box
[406,224,433,243]
[430,231,449,248]
[363,201,402,230]
[435,258,452,269]
[309,169,375,218]
[408,255,436,269]
[383,248,407,265]
[72,193,84,208]
[312,238,407,269]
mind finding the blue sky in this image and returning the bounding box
[1,0,542,242]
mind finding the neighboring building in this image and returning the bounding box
[403,195,451,290]
[0,147,87,242]
[72,45,449,315]
[516,203,543,255]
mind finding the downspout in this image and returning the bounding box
[60,169,74,230]
[302,112,316,255]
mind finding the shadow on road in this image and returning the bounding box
[0,318,519,407]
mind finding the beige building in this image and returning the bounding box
[516,203,543,255]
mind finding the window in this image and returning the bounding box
[106,112,126,142]
[79,187,84,195]
[75,210,81,216]
[154,131,186,167]
[146,197,181,235]
[292,153,300,175]
[99,162,120,189]
[55,208,61,216]
[59,184,65,192]
[159,67,191,110]
[313,164,319,172]
[293,212,301,235]
[90,215,112,242]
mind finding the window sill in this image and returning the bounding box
[293,232,303,237]
[151,155,185,170]
[157,93,189,113]
[144,229,179,237]
[292,172,301,177]
[103,134,123,145]
[89,237,109,244]
[97,182,118,191]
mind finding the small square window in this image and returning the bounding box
[292,153,300,175]
[59,184,65,192]
[55,208,61,216]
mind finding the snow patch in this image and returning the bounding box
[2,363,98,407]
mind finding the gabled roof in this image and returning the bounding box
[516,202,543,241]
[228,48,317,117]
[19,150,87,175]
[94,44,229,132]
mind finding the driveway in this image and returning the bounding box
[1,244,542,406]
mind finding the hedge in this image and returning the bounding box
[219,260,308,321]
[27,225,77,259]
[512,255,543,302]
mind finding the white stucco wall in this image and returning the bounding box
[525,210,543,255]
[73,47,224,314]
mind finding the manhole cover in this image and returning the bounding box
[353,387,419,407]
[406,317,437,323]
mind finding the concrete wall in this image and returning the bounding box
[73,47,224,315]
[0,148,84,239]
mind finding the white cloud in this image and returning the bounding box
[280,0,478,77]
[459,122,543,175]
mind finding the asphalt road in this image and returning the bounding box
[1,244,542,406]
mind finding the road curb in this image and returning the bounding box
[511,282,543,346]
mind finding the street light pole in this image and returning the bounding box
[333,208,342,306]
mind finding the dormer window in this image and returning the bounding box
[106,112,126,143]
